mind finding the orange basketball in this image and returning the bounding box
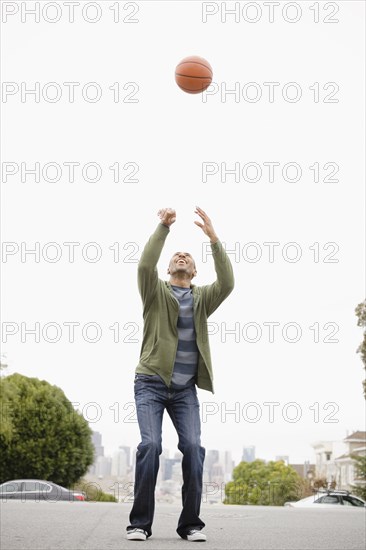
[175,56,213,94]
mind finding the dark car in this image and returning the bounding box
[0,479,86,502]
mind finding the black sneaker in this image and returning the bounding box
[126,528,148,541]
[187,529,207,542]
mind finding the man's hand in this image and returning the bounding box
[158,208,176,227]
[194,206,218,243]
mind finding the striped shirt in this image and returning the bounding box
[170,285,199,389]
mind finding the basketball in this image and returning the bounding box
[175,56,213,94]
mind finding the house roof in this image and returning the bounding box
[344,431,366,441]
[335,448,366,460]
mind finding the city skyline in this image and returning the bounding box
[87,429,353,473]
[86,429,365,498]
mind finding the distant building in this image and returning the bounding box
[111,447,128,478]
[88,431,104,475]
[207,450,219,467]
[163,457,182,481]
[220,450,234,482]
[210,462,224,485]
[312,439,346,485]
[119,446,131,469]
[242,446,255,463]
[91,431,104,458]
[274,456,316,479]
[335,431,366,490]
[95,455,112,477]
[201,449,234,486]
[289,461,315,480]
[205,450,219,481]
[312,431,366,490]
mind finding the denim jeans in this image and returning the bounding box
[126,374,206,538]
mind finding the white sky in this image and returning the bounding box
[1,0,365,466]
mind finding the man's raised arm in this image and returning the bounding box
[194,206,235,317]
[137,208,176,309]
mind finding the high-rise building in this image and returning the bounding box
[111,447,128,478]
[219,450,234,481]
[95,456,112,477]
[206,450,219,469]
[118,446,130,468]
[163,457,182,481]
[91,431,104,458]
[205,450,220,482]
[88,431,105,475]
[242,446,255,463]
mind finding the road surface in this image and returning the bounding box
[1,501,365,550]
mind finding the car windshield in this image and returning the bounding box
[342,496,365,507]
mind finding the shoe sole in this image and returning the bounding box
[187,534,207,542]
[126,534,147,541]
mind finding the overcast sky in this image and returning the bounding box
[1,0,365,465]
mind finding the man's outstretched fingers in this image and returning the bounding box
[196,206,207,216]
[195,208,209,221]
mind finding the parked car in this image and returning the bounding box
[0,479,86,502]
[285,490,366,508]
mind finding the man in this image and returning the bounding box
[126,206,234,542]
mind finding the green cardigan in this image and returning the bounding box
[135,223,235,394]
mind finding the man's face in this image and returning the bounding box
[167,251,197,280]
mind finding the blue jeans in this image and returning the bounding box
[126,374,206,538]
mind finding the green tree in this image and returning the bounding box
[355,299,366,399]
[224,459,304,506]
[0,362,15,444]
[0,373,94,487]
[350,454,366,500]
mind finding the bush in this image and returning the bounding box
[224,459,304,506]
[73,479,117,502]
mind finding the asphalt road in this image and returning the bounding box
[1,501,365,550]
